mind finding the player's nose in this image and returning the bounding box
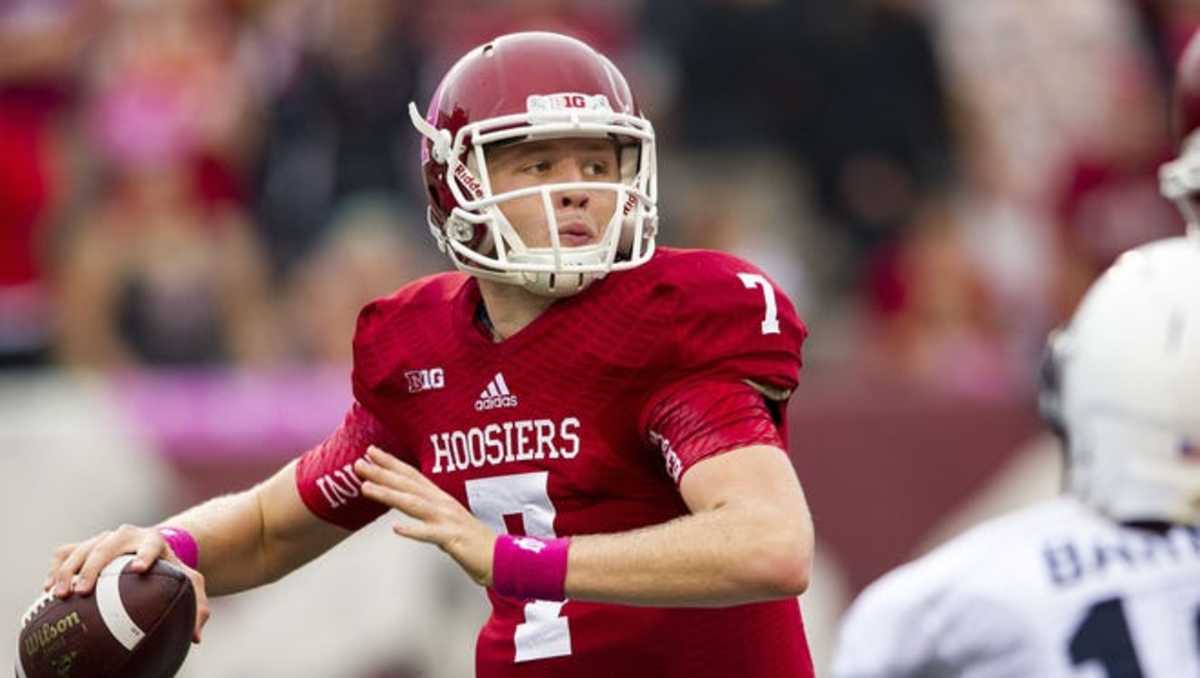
[557,190,590,209]
[552,158,591,207]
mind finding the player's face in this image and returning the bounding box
[485,138,620,248]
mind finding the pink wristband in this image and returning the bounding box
[158,527,199,569]
[492,535,570,601]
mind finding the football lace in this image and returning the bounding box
[20,590,56,629]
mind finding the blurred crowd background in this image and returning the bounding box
[1,0,1196,676]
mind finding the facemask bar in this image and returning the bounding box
[410,102,658,285]
[1160,133,1200,238]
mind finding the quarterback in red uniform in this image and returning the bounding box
[44,32,816,677]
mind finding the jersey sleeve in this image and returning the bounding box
[638,252,806,482]
[305,284,431,529]
[296,401,404,531]
[641,379,787,485]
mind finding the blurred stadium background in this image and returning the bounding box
[1,0,1193,675]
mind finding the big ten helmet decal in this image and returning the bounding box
[409,32,658,297]
[1055,236,1200,523]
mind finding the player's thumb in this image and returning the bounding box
[190,572,210,644]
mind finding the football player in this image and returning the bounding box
[44,32,816,677]
[831,233,1200,678]
[1161,28,1200,239]
[832,28,1200,675]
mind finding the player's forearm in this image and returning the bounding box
[564,500,812,606]
[161,489,271,596]
[163,461,343,596]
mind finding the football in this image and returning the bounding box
[16,555,195,678]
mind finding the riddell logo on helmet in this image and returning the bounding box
[454,163,484,199]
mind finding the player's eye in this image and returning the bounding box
[522,160,552,174]
[583,160,612,178]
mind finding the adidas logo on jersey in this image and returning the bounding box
[475,373,518,411]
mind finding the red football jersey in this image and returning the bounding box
[297,247,813,677]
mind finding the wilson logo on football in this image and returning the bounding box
[475,373,518,411]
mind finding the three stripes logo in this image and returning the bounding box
[474,373,519,411]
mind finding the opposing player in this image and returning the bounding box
[44,32,816,676]
[1160,27,1200,238]
[834,31,1200,677]
[831,234,1200,677]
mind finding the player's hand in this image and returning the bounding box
[44,525,212,643]
[355,445,496,586]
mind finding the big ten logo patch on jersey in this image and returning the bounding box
[406,368,445,393]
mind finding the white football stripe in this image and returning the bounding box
[495,373,511,395]
[97,555,146,651]
[15,637,28,678]
[487,382,500,398]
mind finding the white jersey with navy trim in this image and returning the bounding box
[832,497,1200,678]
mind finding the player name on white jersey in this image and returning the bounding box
[430,416,581,474]
[1043,524,1200,587]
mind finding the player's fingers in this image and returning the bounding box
[361,450,452,502]
[74,538,127,596]
[76,525,150,595]
[45,543,76,590]
[392,519,439,544]
[355,458,424,496]
[365,446,426,482]
[131,533,166,572]
[186,569,210,644]
[361,481,436,522]
[52,535,105,598]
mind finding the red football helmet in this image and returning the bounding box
[409,32,658,297]
[1160,29,1200,236]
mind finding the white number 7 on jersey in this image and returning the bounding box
[465,472,572,664]
[737,273,781,335]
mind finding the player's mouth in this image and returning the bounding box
[556,221,595,246]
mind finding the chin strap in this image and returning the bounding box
[409,102,453,163]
